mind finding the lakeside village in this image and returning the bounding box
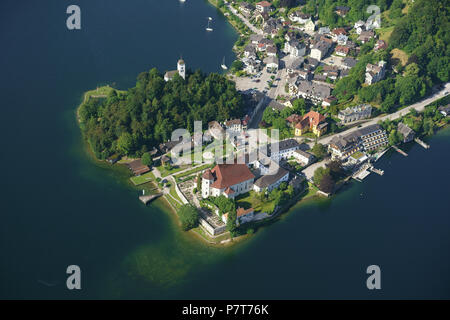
[81,0,450,243]
[111,55,449,242]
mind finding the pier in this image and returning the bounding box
[370,167,384,176]
[139,193,163,205]
[414,138,430,149]
[393,145,408,157]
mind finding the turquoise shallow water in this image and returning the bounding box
[1,0,449,299]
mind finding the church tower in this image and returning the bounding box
[177,59,186,80]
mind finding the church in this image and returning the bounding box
[164,58,186,81]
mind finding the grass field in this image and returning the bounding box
[391,48,409,66]
[130,171,155,186]
[236,191,275,214]
[378,26,395,43]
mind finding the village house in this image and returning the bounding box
[284,39,306,57]
[438,105,450,117]
[335,45,350,57]
[244,44,257,59]
[374,40,387,51]
[341,57,358,70]
[222,207,255,225]
[310,40,332,61]
[289,11,311,24]
[304,19,316,32]
[335,6,350,17]
[255,1,272,13]
[322,96,337,107]
[264,56,279,70]
[265,139,301,161]
[253,166,289,192]
[319,26,331,35]
[331,28,347,41]
[338,104,372,124]
[201,164,255,199]
[239,2,255,16]
[296,80,331,104]
[286,57,304,73]
[224,119,242,133]
[293,110,328,137]
[365,60,386,85]
[250,34,263,45]
[267,46,277,57]
[293,149,315,166]
[358,30,375,43]
[397,123,415,143]
[354,20,365,34]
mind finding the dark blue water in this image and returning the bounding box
[1,0,449,299]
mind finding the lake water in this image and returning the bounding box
[0,0,449,299]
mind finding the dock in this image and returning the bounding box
[414,138,430,149]
[139,193,163,205]
[370,167,384,176]
[393,145,408,156]
[352,163,371,181]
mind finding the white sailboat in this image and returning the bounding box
[206,18,213,32]
[221,56,228,70]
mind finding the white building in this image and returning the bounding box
[164,59,186,81]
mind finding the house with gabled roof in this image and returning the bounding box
[293,110,328,137]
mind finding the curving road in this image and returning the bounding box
[314,82,450,146]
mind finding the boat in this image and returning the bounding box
[221,56,228,70]
[206,19,213,32]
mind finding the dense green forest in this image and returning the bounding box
[78,69,244,159]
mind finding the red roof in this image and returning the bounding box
[286,114,303,124]
[210,164,255,189]
[256,1,271,7]
[336,45,349,54]
[296,111,326,129]
[236,207,254,217]
[332,28,347,35]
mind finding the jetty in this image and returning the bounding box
[370,167,384,176]
[139,193,163,205]
[414,138,430,149]
[393,145,408,157]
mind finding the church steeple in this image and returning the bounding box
[177,58,185,80]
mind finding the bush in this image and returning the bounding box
[178,204,199,231]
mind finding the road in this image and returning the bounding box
[224,1,263,35]
[314,82,450,146]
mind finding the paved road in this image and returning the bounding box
[224,1,263,35]
[314,82,450,146]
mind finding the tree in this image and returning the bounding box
[178,204,199,231]
[141,152,153,166]
[327,160,344,180]
[319,173,335,193]
[311,143,328,160]
[313,167,330,186]
[226,209,237,233]
[117,132,134,155]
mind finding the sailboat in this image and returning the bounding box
[221,56,228,70]
[206,18,213,32]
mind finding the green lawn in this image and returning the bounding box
[130,171,155,186]
[236,191,275,214]
[157,164,189,177]
[174,163,214,180]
